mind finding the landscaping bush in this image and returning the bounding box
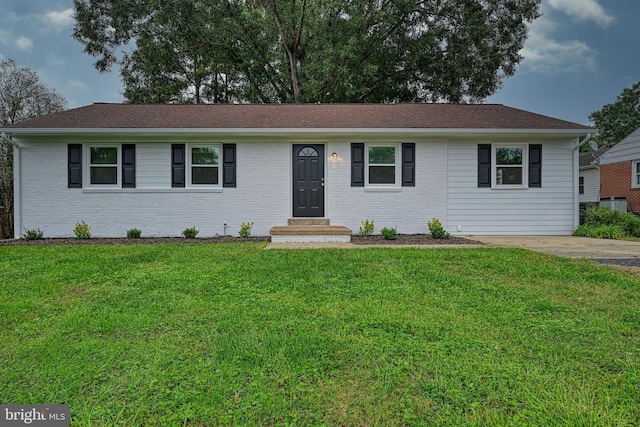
[182,226,199,238]
[381,226,397,240]
[578,206,640,238]
[359,219,375,236]
[73,221,91,239]
[428,218,450,239]
[22,228,44,240]
[239,222,254,238]
[126,228,142,238]
[573,224,626,239]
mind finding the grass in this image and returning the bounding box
[0,243,639,426]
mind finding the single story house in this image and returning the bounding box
[1,103,593,240]
[599,127,640,215]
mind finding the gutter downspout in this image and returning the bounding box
[0,132,22,239]
[573,133,593,230]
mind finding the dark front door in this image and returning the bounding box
[293,144,324,217]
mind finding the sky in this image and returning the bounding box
[0,0,637,126]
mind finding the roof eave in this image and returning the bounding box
[4,127,593,139]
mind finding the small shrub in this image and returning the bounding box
[428,218,450,239]
[359,219,375,236]
[573,224,625,239]
[582,206,640,238]
[127,228,142,238]
[239,222,254,238]
[182,226,199,238]
[23,228,44,240]
[74,221,91,239]
[381,226,397,240]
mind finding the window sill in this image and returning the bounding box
[364,186,402,192]
[82,188,224,194]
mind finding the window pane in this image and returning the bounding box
[90,167,117,184]
[496,167,522,185]
[369,166,395,184]
[496,147,523,165]
[192,166,218,185]
[368,146,395,164]
[91,147,117,164]
[192,147,219,165]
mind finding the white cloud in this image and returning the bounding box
[15,36,33,50]
[520,17,596,73]
[0,30,10,45]
[547,0,614,27]
[40,9,74,31]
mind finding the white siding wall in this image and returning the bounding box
[447,140,575,235]
[326,141,447,235]
[17,137,577,237]
[19,141,290,237]
[579,167,600,203]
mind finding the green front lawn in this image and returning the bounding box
[1,243,638,426]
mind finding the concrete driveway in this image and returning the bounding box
[472,236,640,260]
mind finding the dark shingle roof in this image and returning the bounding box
[3,103,592,130]
[579,146,611,167]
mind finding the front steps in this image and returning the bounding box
[270,219,352,243]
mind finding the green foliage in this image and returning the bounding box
[1,245,639,425]
[589,82,640,146]
[578,206,640,238]
[182,226,199,239]
[359,219,375,236]
[126,228,142,238]
[73,221,91,239]
[0,59,68,238]
[73,0,541,104]
[22,228,44,240]
[380,226,397,240]
[573,224,626,239]
[428,218,451,239]
[238,222,254,238]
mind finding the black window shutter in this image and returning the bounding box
[222,143,236,188]
[478,144,491,188]
[122,144,136,188]
[402,143,415,187]
[68,144,82,188]
[351,143,365,187]
[529,144,542,187]
[171,144,186,188]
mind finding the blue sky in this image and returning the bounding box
[0,0,636,125]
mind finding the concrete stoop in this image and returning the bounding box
[270,219,352,243]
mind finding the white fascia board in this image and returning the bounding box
[3,127,593,140]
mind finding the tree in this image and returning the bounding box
[0,59,68,238]
[589,82,640,147]
[73,0,541,104]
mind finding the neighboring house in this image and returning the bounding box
[599,127,640,215]
[1,103,592,239]
[579,147,610,204]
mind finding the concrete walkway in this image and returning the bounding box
[471,236,640,259]
[267,236,640,261]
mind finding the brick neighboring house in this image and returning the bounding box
[599,127,640,215]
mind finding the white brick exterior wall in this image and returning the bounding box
[14,135,579,237]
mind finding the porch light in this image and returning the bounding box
[331,152,338,160]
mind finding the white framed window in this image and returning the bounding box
[633,160,640,188]
[88,145,120,186]
[366,143,400,186]
[492,144,527,188]
[189,144,220,186]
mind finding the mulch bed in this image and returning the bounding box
[1,234,481,246]
[350,234,481,245]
